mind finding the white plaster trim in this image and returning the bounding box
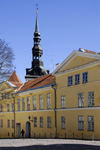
[52,50,100,75]
[17,86,53,96]
[15,109,54,113]
[55,59,100,77]
[0,112,13,114]
[56,107,100,111]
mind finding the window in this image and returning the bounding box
[12,120,14,128]
[39,94,43,110]
[33,96,36,110]
[18,98,20,111]
[7,104,10,112]
[1,119,3,127]
[47,93,51,109]
[27,97,30,111]
[1,105,3,112]
[5,93,6,99]
[22,98,25,111]
[7,120,10,128]
[1,93,3,100]
[88,116,94,131]
[61,117,65,129]
[34,117,37,127]
[68,76,73,86]
[61,96,65,108]
[78,93,84,107]
[47,117,51,128]
[7,92,10,99]
[12,103,14,112]
[75,74,80,85]
[78,116,84,130]
[40,117,43,127]
[82,72,88,83]
[88,92,94,107]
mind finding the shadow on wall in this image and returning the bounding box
[0,144,100,150]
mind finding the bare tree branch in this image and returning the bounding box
[0,39,15,82]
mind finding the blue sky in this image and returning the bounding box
[0,0,100,83]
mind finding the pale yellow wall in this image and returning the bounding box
[62,56,97,71]
[0,113,14,138]
[57,109,100,139]
[15,111,55,138]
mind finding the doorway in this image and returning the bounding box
[26,121,31,137]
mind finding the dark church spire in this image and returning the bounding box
[25,11,49,81]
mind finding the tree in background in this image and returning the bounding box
[0,39,15,82]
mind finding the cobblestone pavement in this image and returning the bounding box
[0,139,100,150]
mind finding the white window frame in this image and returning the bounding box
[78,93,84,107]
[75,74,80,85]
[39,94,43,110]
[7,119,10,128]
[1,93,3,100]
[47,93,51,109]
[88,116,94,131]
[33,96,36,110]
[12,103,14,112]
[47,117,51,128]
[12,120,14,128]
[61,116,65,129]
[27,97,30,111]
[7,104,10,112]
[1,105,3,112]
[61,96,65,108]
[40,117,43,127]
[34,117,37,127]
[1,119,3,127]
[88,92,94,107]
[68,75,73,86]
[17,98,20,111]
[7,92,10,99]
[82,72,88,83]
[22,98,25,111]
[78,116,84,130]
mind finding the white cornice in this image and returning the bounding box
[17,86,53,97]
[56,107,100,111]
[15,109,54,113]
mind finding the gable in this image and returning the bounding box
[0,82,11,91]
[0,81,16,92]
[61,56,97,72]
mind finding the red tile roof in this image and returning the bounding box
[84,49,98,54]
[79,48,98,54]
[8,71,23,90]
[18,74,56,92]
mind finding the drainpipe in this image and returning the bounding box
[11,94,15,138]
[51,83,56,138]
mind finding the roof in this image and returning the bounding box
[18,73,56,93]
[79,48,98,54]
[8,71,23,90]
[52,48,100,75]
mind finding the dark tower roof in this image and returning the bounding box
[25,12,49,81]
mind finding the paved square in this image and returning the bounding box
[0,139,100,150]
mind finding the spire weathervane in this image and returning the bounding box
[36,3,38,14]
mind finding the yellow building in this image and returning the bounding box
[1,48,100,140]
[0,71,23,138]
[53,48,100,140]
